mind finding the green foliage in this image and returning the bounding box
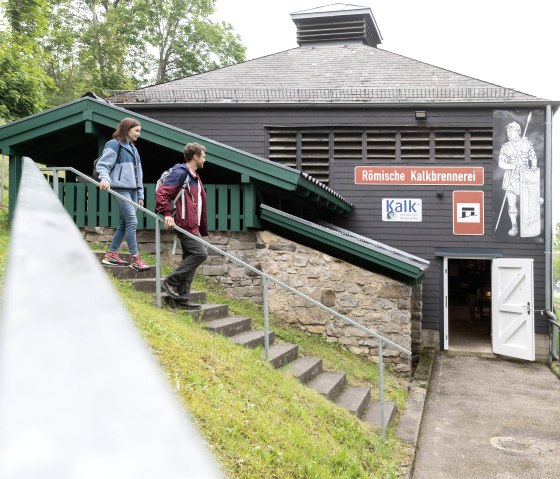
[0,32,55,121]
[0,0,246,111]
[0,1,55,121]
[3,0,49,39]
[40,0,143,101]
[135,0,245,83]
[5,0,246,106]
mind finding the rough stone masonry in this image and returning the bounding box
[83,227,421,373]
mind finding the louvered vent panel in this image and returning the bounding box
[333,129,363,159]
[469,129,493,159]
[401,130,430,159]
[296,17,366,45]
[435,130,466,159]
[268,129,298,169]
[366,129,396,160]
[301,130,330,185]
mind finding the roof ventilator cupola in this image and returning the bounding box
[290,3,382,48]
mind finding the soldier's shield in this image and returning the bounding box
[520,167,541,237]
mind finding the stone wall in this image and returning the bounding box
[83,227,420,373]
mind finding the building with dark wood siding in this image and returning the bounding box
[108,4,559,361]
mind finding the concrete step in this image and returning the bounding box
[335,386,371,417]
[289,357,323,383]
[128,277,160,292]
[204,316,252,337]
[268,343,299,369]
[172,303,229,321]
[362,400,397,430]
[95,253,156,279]
[307,371,346,401]
[129,275,208,299]
[230,330,276,348]
[156,289,206,303]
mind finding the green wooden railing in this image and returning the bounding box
[49,181,259,231]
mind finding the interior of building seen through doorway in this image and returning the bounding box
[447,258,492,353]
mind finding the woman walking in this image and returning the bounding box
[95,117,150,271]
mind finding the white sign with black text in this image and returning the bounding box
[382,198,422,222]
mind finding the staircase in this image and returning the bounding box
[98,253,396,430]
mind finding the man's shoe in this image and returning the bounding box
[101,251,129,266]
[162,280,187,300]
[180,301,202,311]
[131,254,150,272]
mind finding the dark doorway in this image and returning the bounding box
[447,258,492,352]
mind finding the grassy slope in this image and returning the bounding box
[117,280,412,478]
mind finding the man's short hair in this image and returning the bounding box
[506,121,521,132]
[184,142,206,162]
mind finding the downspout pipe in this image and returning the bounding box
[545,104,553,310]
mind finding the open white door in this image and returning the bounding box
[492,258,535,361]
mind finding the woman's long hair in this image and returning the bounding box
[112,118,141,142]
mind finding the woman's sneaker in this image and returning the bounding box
[131,254,150,272]
[102,251,130,266]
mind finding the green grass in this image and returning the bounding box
[115,280,411,478]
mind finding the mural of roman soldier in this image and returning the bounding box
[498,120,538,237]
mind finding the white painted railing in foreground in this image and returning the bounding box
[0,158,224,479]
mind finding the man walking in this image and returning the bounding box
[156,143,208,309]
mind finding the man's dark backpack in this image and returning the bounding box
[155,165,190,218]
[93,143,122,182]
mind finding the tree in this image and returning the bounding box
[0,0,54,121]
[1,0,246,111]
[42,0,143,101]
[137,0,245,84]
[40,0,245,102]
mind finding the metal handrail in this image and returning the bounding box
[543,309,559,363]
[41,164,412,440]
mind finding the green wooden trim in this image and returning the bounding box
[76,182,86,227]
[99,190,109,225]
[205,184,216,230]
[110,195,119,228]
[243,183,260,229]
[0,97,353,217]
[259,205,425,284]
[86,183,98,225]
[229,186,241,231]
[64,183,75,223]
[217,185,228,231]
[8,156,21,221]
[143,184,156,229]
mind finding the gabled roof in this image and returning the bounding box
[0,96,353,215]
[259,204,428,284]
[107,44,553,106]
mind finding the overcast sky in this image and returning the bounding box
[213,0,559,222]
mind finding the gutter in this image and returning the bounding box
[545,104,553,310]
